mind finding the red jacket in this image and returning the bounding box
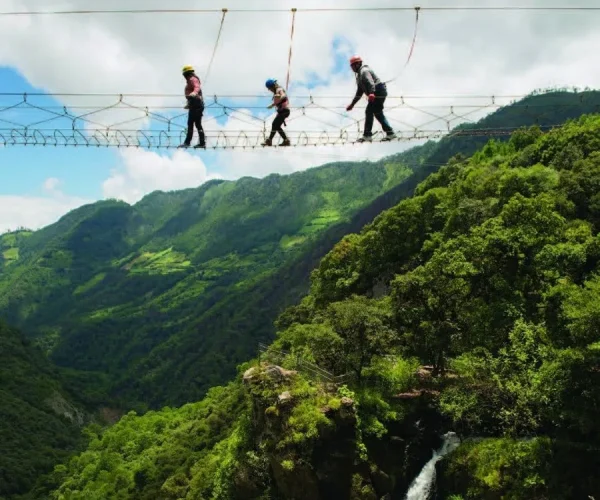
[272,87,289,111]
[185,75,201,97]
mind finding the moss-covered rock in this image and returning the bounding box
[242,364,369,499]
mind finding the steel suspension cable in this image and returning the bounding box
[285,8,297,91]
[203,8,228,86]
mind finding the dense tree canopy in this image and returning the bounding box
[0,321,88,499]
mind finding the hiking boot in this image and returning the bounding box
[280,139,291,147]
[357,135,373,143]
[194,143,206,149]
[382,132,397,142]
[178,143,191,148]
[262,138,273,147]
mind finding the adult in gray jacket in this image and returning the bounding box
[346,55,397,143]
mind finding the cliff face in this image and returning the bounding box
[240,363,448,500]
[242,363,361,498]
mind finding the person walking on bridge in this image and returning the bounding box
[345,55,397,143]
[262,78,291,147]
[178,65,206,149]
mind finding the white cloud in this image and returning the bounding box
[102,148,222,204]
[211,140,413,179]
[0,179,90,233]
[43,177,61,193]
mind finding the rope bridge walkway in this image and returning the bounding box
[0,92,588,150]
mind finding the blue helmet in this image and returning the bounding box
[265,78,277,88]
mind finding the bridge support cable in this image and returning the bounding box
[285,8,297,91]
[203,8,228,86]
[384,6,421,85]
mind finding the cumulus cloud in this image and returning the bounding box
[3,0,599,111]
[43,177,61,193]
[210,139,410,179]
[102,148,222,204]
[0,178,91,233]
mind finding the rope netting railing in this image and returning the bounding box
[0,92,587,149]
[258,342,353,384]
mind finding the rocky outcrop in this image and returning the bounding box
[243,363,298,384]
[44,390,86,426]
[240,362,451,499]
[242,363,365,499]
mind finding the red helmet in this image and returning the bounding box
[349,55,362,65]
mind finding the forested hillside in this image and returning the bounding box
[49,112,600,499]
[0,321,89,499]
[0,157,428,410]
[1,89,599,413]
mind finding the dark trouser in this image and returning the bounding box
[269,108,290,140]
[364,85,393,137]
[185,99,205,146]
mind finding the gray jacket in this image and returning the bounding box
[352,64,384,103]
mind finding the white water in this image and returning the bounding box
[405,431,461,500]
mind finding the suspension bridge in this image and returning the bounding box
[0,4,597,150]
[0,92,566,149]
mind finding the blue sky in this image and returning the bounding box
[0,67,117,199]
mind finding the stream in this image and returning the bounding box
[405,431,461,500]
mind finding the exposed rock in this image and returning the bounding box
[269,365,298,379]
[243,366,260,383]
[98,407,124,425]
[243,363,298,384]
[44,391,85,426]
[270,456,320,499]
[416,365,457,380]
[277,391,292,405]
[393,388,441,399]
[416,366,433,380]
[370,465,394,497]
[337,398,357,424]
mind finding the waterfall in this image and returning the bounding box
[405,431,461,500]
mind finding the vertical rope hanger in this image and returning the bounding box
[285,8,297,91]
[385,6,420,84]
[204,7,228,85]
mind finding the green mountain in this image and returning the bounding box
[49,111,600,499]
[2,89,600,415]
[0,157,425,409]
[0,320,88,499]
